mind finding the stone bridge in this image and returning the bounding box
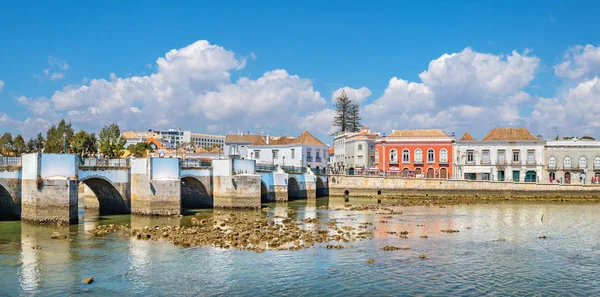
[0,154,328,225]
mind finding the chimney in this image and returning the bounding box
[266,134,270,145]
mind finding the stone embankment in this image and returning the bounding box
[328,175,600,201]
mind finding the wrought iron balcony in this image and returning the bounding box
[413,160,423,165]
[480,160,491,165]
[315,157,322,162]
[306,156,313,162]
[526,160,537,165]
[388,160,398,165]
[439,160,449,165]
[496,159,508,165]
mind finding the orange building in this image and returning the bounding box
[374,129,454,179]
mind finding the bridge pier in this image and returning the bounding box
[0,168,21,220]
[259,171,289,202]
[213,159,261,209]
[21,154,78,225]
[130,158,181,215]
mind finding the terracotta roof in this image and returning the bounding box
[224,134,267,145]
[194,147,209,154]
[329,147,334,154]
[269,136,294,145]
[145,137,164,148]
[459,132,477,141]
[122,131,161,139]
[482,128,539,141]
[209,146,222,153]
[290,131,326,146]
[389,129,451,139]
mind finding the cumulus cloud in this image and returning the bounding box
[11,40,327,138]
[296,108,338,136]
[554,45,600,80]
[332,86,371,104]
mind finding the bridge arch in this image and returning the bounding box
[79,176,130,215]
[288,176,302,200]
[0,183,19,220]
[181,176,212,209]
[316,177,327,197]
[261,181,269,203]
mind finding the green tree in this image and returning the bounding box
[71,130,97,157]
[44,119,74,153]
[0,133,13,155]
[13,134,26,156]
[26,133,45,153]
[348,102,362,132]
[99,123,126,158]
[128,142,150,157]
[333,90,352,132]
[582,135,596,140]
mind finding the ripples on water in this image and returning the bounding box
[1,198,599,296]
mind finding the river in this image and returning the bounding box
[1,198,599,296]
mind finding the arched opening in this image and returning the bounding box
[288,177,303,200]
[402,168,409,177]
[426,168,435,178]
[549,172,556,183]
[564,172,571,184]
[0,184,19,221]
[261,181,269,203]
[316,177,327,197]
[415,168,422,176]
[81,178,130,215]
[440,168,448,179]
[181,176,212,209]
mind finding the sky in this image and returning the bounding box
[1,0,600,143]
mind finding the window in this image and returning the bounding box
[498,150,506,163]
[548,156,556,168]
[254,150,260,159]
[595,156,600,168]
[358,144,363,151]
[375,149,379,163]
[273,150,279,159]
[513,150,520,163]
[402,149,410,163]
[527,151,535,163]
[291,149,295,159]
[427,149,435,163]
[564,156,571,168]
[357,156,363,165]
[390,149,398,162]
[415,149,423,162]
[482,150,490,163]
[316,151,321,158]
[467,150,474,163]
[440,149,448,163]
[579,156,587,168]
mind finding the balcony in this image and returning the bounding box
[315,157,322,162]
[548,164,557,170]
[526,160,537,166]
[306,156,313,162]
[511,160,522,165]
[496,159,508,165]
[413,160,423,165]
[595,164,600,170]
[480,160,491,165]
[388,160,399,165]
[439,160,449,165]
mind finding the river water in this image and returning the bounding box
[1,198,599,296]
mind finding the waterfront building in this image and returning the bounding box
[153,129,191,149]
[374,129,454,178]
[454,128,544,182]
[122,130,163,148]
[190,133,225,150]
[543,138,600,184]
[224,131,328,169]
[328,147,335,171]
[332,127,378,174]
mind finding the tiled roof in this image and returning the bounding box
[290,131,326,146]
[122,131,162,139]
[459,132,477,141]
[224,134,267,145]
[194,147,209,154]
[209,146,222,153]
[389,129,451,139]
[329,147,334,154]
[145,137,164,148]
[269,136,295,145]
[482,128,539,141]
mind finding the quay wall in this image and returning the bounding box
[328,175,600,200]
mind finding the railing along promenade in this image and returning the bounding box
[0,157,22,167]
[79,158,129,168]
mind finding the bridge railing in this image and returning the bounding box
[0,156,22,167]
[311,168,327,175]
[180,159,212,168]
[256,163,277,172]
[281,166,307,174]
[79,158,129,167]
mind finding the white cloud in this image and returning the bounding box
[0,80,4,92]
[50,72,65,80]
[554,45,600,80]
[296,108,338,136]
[332,86,371,104]
[37,57,69,81]
[13,40,328,139]
[48,56,69,70]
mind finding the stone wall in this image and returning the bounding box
[213,175,261,209]
[130,158,181,215]
[21,179,78,224]
[328,175,600,200]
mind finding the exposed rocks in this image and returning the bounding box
[326,244,344,249]
[89,224,130,236]
[441,229,460,233]
[538,235,547,239]
[381,246,410,251]
[419,254,427,259]
[82,277,94,284]
[420,235,428,239]
[50,232,67,239]
[366,259,376,264]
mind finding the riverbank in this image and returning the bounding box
[328,175,600,201]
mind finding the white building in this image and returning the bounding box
[454,128,545,182]
[191,133,225,149]
[153,129,191,149]
[332,127,378,174]
[224,131,328,169]
[122,130,163,148]
[543,138,600,184]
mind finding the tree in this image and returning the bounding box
[13,135,26,156]
[44,119,74,153]
[348,102,362,132]
[26,133,45,153]
[99,123,126,158]
[128,142,150,157]
[0,133,13,155]
[71,130,97,157]
[582,135,596,140]
[333,90,352,132]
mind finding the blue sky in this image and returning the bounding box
[1,1,600,142]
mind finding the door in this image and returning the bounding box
[498,170,505,181]
[512,171,520,182]
[439,168,447,179]
[427,168,435,178]
[525,171,536,183]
